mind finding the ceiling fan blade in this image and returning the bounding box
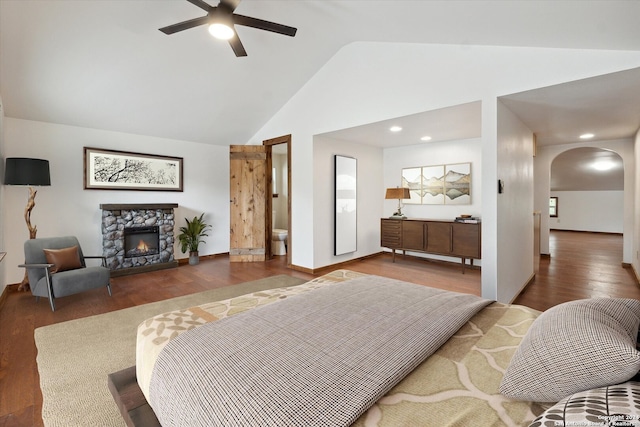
[186,0,213,12]
[228,35,247,57]
[219,0,241,13]
[159,15,210,34]
[233,14,297,37]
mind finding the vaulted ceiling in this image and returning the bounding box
[1,1,639,191]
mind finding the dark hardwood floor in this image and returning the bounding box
[0,230,638,426]
[513,230,640,311]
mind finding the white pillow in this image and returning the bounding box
[500,298,640,402]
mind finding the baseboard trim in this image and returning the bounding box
[291,251,481,275]
[550,229,622,236]
[0,283,21,312]
[510,272,536,304]
[176,252,230,266]
[290,252,386,275]
[629,264,640,285]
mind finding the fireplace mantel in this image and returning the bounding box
[100,203,178,210]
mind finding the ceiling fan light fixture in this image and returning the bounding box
[208,23,235,40]
[580,133,595,140]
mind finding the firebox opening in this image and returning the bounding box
[124,226,160,258]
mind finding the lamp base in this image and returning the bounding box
[389,214,407,219]
[18,186,39,292]
[18,275,30,292]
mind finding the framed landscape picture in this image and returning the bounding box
[444,162,471,204]
[401,167,423,204]
[401,162,471,205]
[84,147,183,191]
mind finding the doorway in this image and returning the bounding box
[264,135,292,267]
[549,147,624,237]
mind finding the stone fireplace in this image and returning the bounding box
[100,203,179,276]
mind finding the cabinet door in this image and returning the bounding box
[402,221,425,251]
[451,223,481,258]
[425,222,452,254]
[381,219,402,248]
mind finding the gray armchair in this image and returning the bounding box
[20,236,112,311]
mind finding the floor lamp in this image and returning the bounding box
[4,157,51,291]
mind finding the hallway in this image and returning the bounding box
[513,230,640,311]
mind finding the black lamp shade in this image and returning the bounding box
[4,158,51,186]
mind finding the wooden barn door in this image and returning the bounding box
[229,145,270,262]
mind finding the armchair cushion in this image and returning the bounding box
[44,245,82,273]
[50,265,110,298]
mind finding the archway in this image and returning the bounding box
[548,147,624,254]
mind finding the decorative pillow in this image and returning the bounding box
[43,245,82,273]
[500,298,640,402]
[528,381,640,427]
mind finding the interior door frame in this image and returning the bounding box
[263,134,292,267]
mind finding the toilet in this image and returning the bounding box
[272,229,288,255]
[271,211,288,256]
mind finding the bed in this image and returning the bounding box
[112,270,640,427]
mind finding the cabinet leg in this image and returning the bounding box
[461,258,466,274]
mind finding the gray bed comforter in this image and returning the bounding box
[149,275,491,427]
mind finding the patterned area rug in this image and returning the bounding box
[34,274,308,427]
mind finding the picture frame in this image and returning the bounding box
[84,147,183,191]
[401,162,471,205]
[401,167,423,204]
[444,162,471,205]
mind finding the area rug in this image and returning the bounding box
[34,274,308,427]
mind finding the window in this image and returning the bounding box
[549,197,558,218]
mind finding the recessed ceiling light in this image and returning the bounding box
[389,126,402,132]
[580,133,595,140]
[592,160,615,171]
[420,136,432,141]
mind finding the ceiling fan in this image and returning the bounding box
[159,0,297,57]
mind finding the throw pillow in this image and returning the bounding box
[500,298,640,402]
[528,381,640,427]
[43,245,82,273]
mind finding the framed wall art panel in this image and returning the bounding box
[401,162,471,205]
[444,162,471,204]
[401,167,423,204]
[84,147,183,191]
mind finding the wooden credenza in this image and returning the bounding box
[381,218,481,273]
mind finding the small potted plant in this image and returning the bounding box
[177,213,211,265]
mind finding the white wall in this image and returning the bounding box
[249,41,640,302]
[312,136,383,268]
[0,95,6,295]
[634,128,640,276]
[2,118,231,285]
[383,137,482,264]
[496,101,535,303]
[534,138,634,263]
[550,191,624,233]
